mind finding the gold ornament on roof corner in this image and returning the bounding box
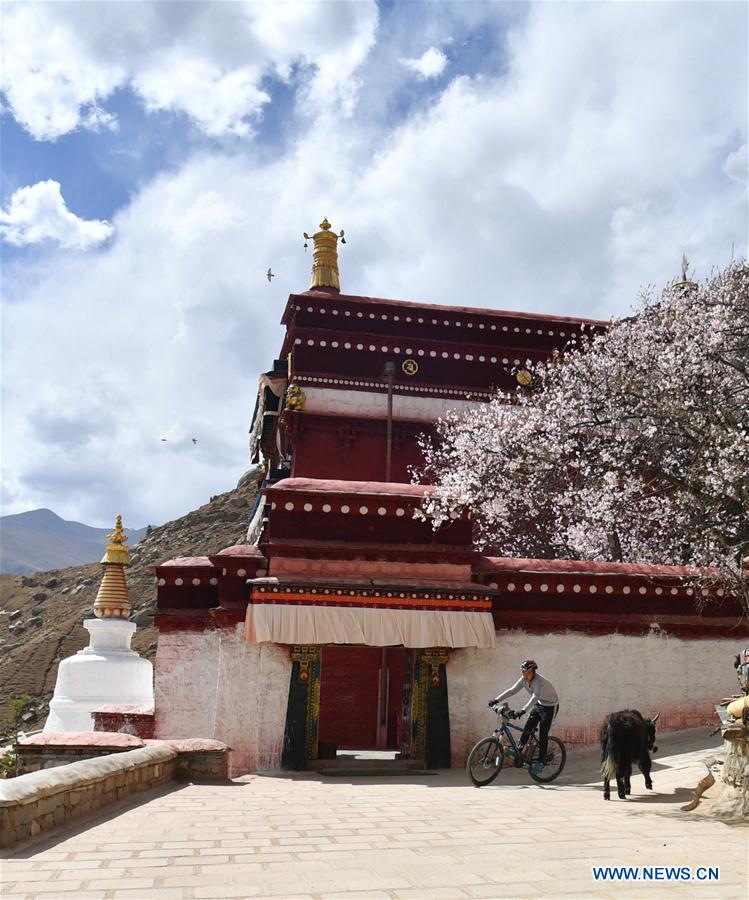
[303,217,346,292]
[286,383,306,410]
[93,514,132,619]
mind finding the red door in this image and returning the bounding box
[318,646,405,751]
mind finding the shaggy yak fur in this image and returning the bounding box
[600,709,659,800]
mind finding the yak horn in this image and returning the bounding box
[652,712,661,723]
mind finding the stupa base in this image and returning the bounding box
[44,618,154,733]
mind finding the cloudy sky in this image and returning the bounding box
[1,0,747,530]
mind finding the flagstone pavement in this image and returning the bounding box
[1,728,746,900]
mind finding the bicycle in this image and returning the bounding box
[467,702,567,787]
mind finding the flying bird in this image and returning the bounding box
[192,438,198,444]
[160,438,168,442]
[266,268,275,282]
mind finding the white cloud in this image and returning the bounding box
[81,105,118,134]
[0,4,125,141]
[723,143,747,184]
[0,181,113,249]
[134,55,270,138]
[1,1,746,528]
[0,1,378,140]
[400,47,448,80]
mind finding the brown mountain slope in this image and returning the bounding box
[0,469,259,726]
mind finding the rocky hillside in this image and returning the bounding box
[0,469,260,727]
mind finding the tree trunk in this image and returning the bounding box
[713,728,749,818]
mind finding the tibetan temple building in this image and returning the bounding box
[150,220,746,775]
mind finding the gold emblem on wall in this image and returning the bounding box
[291,645,320,682]
[287,384,306,410]
[402,359,419,376]
[422,647,449,686]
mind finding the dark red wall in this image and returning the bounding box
[292,425,423,482]
[318,646,405,750]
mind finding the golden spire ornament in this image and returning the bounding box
[673,253,697,293]
[303,217,346,292]
[93,514,132,619]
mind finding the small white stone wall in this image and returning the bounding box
[154,627,290,776]
[449,629,738,766]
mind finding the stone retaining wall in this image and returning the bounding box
[0,744,177,849]
[18,731,145,775]
[167,740,230,783]
[19,746,136,774]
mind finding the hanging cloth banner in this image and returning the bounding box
[248,373,288,462]
[245,602,496,649]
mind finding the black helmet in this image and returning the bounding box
[520,659,537,672]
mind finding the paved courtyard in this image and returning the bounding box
[1,729,746,900]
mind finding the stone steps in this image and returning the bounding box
[307,755,425,773]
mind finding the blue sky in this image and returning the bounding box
[1,0,747,528]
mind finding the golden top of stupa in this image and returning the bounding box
[303,217,345,292]
[94,514,131,619]
[100,514,130,566]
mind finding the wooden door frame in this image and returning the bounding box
[282,644,451,770]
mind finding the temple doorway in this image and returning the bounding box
[317,645,405,754]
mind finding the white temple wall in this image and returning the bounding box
[154,627,290,775]
[212,626,290,775]
[156,626,736,772]
[154,629,221,741]
[449,629,737,766]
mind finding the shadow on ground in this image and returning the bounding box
[1,781,187,859]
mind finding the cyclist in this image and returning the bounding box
[491,659,559,772]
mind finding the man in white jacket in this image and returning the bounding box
[492,659,559,771]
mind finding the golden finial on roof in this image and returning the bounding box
[303,217,346,292]
[673,253,697,293]
[94,514,131,619]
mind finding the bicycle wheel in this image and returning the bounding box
[528,736,566,783]
[467,737,504,787]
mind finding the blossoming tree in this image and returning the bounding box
[418,262,749,612]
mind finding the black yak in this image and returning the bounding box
[600,709,660,800]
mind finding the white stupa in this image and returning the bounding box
[45,515,154,732]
